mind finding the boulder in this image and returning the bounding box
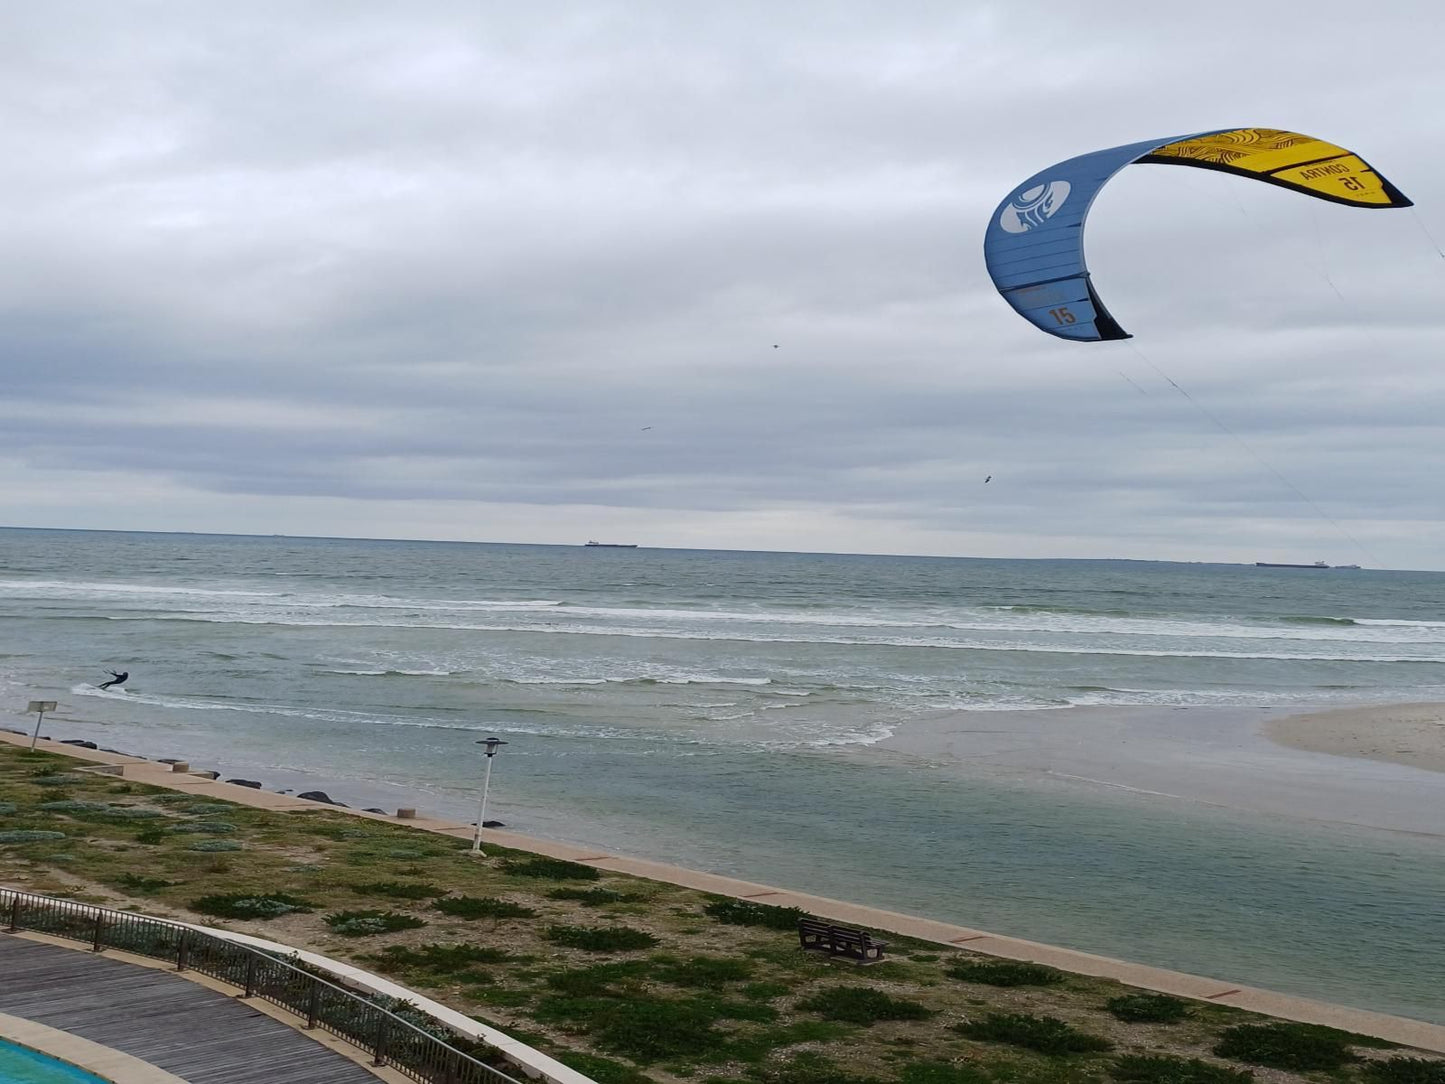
[363,807,387,815]
[60,739,98,749]
[225,779,263,789]
[297,790,337,805]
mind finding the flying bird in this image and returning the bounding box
[984,476,991,484]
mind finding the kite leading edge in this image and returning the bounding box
[982,127,1412,343]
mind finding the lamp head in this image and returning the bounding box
[477,737,509,757]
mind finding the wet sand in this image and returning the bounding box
[873,703,1445,838]
[1264,702,1445,774]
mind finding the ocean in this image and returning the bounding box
[2,527,1443,1022]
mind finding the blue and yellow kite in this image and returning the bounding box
[983,127,1411,342]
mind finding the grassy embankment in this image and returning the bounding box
[2,744,1441,1084]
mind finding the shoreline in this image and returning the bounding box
[4,728,1445,1053]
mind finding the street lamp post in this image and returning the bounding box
[26,701,57,751]
[469,738,508,855]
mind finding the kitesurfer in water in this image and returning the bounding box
[98,670,128,690]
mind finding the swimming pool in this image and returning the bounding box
[0,1039,109,1084]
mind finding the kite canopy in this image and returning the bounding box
[983,127,1412,342]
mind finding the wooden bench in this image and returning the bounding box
[798,917,889,964]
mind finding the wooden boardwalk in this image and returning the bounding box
[0,935,383,1083]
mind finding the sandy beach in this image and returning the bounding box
[1264,702,1445,774]
[872,702,1445,838]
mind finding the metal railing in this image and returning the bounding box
[2,888,523,1084]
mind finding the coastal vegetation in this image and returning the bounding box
[1,743,1440,1084]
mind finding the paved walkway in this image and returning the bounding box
[6,729,1445,1054]
[0,935,384,1084]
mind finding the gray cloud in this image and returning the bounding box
[1,1,1442,565]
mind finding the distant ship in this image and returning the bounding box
[584,541,638,548]
[1255,560,1329,569]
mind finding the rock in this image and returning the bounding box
[60,739,98,749]
[363,807,387,815]
[225,779,263,789]
[191,770,220,780]
[483,820,506,828]
[297,790,337,805]
[156,758,183,764]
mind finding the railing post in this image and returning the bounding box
[7,894,19,932]
[242,955,257,998]
[176,931,190,972]
[91,912,104,952]
[305,982,320,1029]
[372,1016,389,1067]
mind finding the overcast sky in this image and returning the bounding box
[3,1,1443,567]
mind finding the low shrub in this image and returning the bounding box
[703,897,807,930]
[433,895,537,920]
[191,893,314,920]
[367,943,512,973]
[134,828,167,844]
[543,924,659,952]
[798,985,933,1026]
[652,955,754,989]
[325,910,428,937]
[554,1051,654,1084]
[1365,1058,1445,1084]
[186,840,242,852]
[184,802,237,815]
[0,802,15,815]
[38,800,112,813]
[898,1063,994,1084]
[502,857,599,881]
[31,773,86,786]
[115,874,177,894]
[746,1052,887,1084]
[1212,1022,1361,1071]
[351,881,443,900]
[954,1012,1114,1056]
[1111,1054,1254,1084]
[946,959,1064,987]
[547,887,631,906]
[546,961,652,996]
[0,830,67,843]
[1106,993,1192,1023]
[169,822,238,834]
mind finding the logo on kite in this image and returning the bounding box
[999,180,1071,234]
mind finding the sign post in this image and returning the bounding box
[26,701,58,750]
